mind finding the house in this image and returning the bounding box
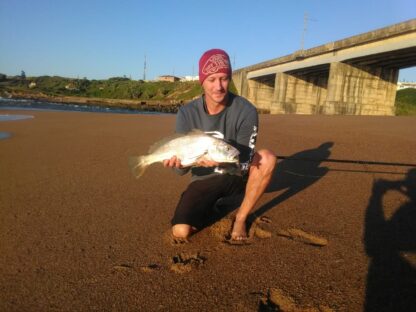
[397,81,416,90]
[157,75,180,82]
[180,75,199,82]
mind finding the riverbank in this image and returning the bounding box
[2,84,416,115]
[1,89,183,113]
[1,109,415,311]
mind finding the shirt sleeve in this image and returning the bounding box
[175,108,190,134]
[237,107,258,174]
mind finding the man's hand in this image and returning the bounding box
[196,156,219,168]
[163,155,219,168]
[163,156,182,169]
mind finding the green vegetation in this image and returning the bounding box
[395,88,416,116]
[0,75,205,102]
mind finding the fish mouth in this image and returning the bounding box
[220,154,239,163]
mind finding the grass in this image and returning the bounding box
[395,88,416,116]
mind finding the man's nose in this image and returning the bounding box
[214,79,223,89]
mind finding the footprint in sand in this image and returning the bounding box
[140,264,162,273]
[259,287,334,312]
[276,228,328,247]
[113,263,163,273]
[252,215,273,239]
[170,252,206,273]
[257,215,272,224]
[254,227,272,239]
[112,263,134,272]
[164,215,274,274]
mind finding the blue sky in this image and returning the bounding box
[0,0,415,81]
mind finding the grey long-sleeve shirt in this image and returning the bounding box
[175,93,258,180]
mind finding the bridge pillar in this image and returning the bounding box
[232,70,249,98]
[270,73,286,114]
[271,72,328,114]
[247,77,274,113]
[324,62,398,115]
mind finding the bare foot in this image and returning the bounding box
[171,236,189,245]
[231,219,248,241]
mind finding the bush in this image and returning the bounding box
[395,88,416,116]
[0,75,203,102]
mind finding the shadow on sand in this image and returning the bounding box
[205,142,333,232]
[364,168,416,312]
[252,141,333,219]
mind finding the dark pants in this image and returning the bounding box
[171,174,245,229]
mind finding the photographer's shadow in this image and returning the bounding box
[364,168,416,312]
[252,141,333,218]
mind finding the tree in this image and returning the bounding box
[21,70,26,79]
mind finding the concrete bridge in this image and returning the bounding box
[232,19,416,115]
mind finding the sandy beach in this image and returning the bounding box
[1,109,415,311]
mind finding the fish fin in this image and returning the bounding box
[181,152,207,166]
[129,156,148,179]
[188,129,206,135]
[147,130,208,154]
[148,133,184,154]
[203,130,224,140]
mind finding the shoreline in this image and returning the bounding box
[1,90,184,113]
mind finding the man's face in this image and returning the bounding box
[202,72,230,105]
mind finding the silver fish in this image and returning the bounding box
[129,130,240,179]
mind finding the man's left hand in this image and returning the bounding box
[196,156,219,167]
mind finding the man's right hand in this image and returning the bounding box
[163,155,182,169]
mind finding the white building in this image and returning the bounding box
[180,75,199,82]
[397,81,416,90]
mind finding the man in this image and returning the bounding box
[163,49,276,241]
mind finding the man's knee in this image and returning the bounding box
[172,224,193,238]
[253,149,276,175]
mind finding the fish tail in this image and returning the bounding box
[129,156,148,179]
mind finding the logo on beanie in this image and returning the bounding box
[201,54,230,75]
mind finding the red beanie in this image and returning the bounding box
[199,49,232,84]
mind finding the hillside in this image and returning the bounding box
[0,75,204,102]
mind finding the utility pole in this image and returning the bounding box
[143,54,147,81]
[300,12,317,52]
[300,12,308,52]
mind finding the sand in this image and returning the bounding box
[0,109,415,311]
